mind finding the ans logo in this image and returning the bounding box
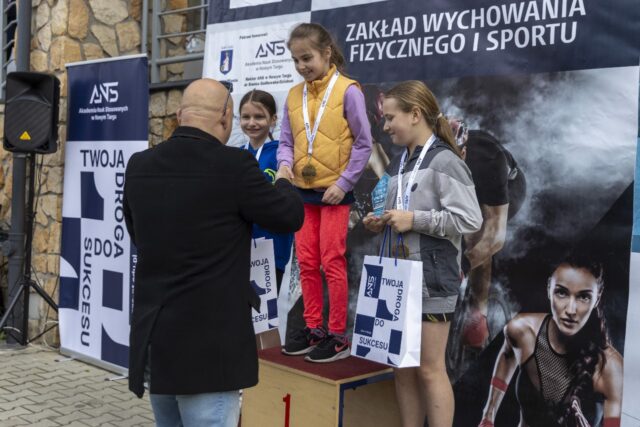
[255,40,286,58]
[89,82,119,104]
[363,264,383,299]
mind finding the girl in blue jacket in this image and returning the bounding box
[240,89,294,291]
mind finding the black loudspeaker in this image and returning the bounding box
[3,72,60,154]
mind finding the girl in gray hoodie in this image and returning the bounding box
[363,80,482,427]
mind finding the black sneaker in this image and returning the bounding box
[281,327,327,355]
[305,334,350,363]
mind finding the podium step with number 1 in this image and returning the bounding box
[242,347,400,427]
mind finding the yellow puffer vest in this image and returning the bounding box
[287,66,358,189]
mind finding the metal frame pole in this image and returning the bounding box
[20,154,35,343]
[5,0,31,344]
[200,0,206,33]
[141,0,148,55]
[151,0,161,83]
[0,0,6,100]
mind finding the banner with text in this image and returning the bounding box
[250,238,279,334]
[59,55,148,373]
[204,1,639,424]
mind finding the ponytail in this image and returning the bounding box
[434,114,461,157]
[329,44,347,74]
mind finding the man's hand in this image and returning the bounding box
[276,165,294,182]
[363,212,386,233]
[322,184,346,205]
[382,210,414,233]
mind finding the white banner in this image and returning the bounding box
[203,13,306,146]
[251,238,279,334]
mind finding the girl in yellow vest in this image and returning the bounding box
[277,23,372,363]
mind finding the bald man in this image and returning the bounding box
[123,79,304,426]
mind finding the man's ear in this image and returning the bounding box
[176,108,182,124]
[220,110,231,131]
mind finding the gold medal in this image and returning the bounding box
[391,244,410,259]
[301,162,317,184]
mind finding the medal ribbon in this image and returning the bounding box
[396,134,436,211]
[244,143,264,162]
[302,70,340,157]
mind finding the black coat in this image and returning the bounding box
[123,126,304,397]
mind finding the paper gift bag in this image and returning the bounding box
[250,238,278,334]
[352,232,423,367]
[277,243,301,346]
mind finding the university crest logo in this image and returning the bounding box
[220,49,233,75]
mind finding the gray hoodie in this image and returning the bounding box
[382,139,482,313]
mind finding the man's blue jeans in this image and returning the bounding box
[149,390,240,427]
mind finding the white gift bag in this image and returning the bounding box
[250,238,278,334]
[277,243,301,346]
[351,230,423,367]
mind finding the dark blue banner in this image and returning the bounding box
[208,0,639,80]
[316,0,639,81]
[67,56,149,141]
[60,55,149,372]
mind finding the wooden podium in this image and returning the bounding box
[242,347,400,427]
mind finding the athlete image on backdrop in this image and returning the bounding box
[478,257,623,427]
[337,48,636,427]
[446,122,527,377]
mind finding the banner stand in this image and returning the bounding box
[59,348,128,376]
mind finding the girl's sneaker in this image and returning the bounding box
[304,334,350,363]
[281,327,326,355]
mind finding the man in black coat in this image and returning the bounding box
[123,79,304,426]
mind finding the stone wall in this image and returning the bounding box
[0,0,193,344]
[150,89,183,147]
[0,0,148,344]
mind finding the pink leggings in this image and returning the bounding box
[295,203,350,335]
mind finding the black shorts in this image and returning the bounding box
[422,312,454,323]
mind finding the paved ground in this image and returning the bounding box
[3,344,639,427]
[0,344,155,426]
